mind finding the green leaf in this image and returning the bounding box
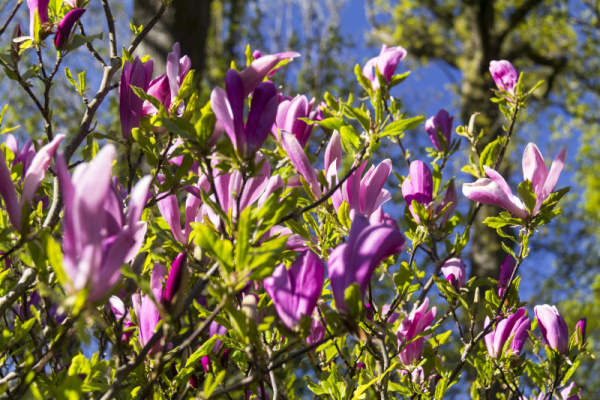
[64,33,103,53]
[354,63,372,92]
[339,125,360,153]
[343,282,362,317]
[479,137,506,172]
[517,180,537,214]
[343,105,370,132]
[379,116,425,137]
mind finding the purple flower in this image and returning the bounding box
[135,264,166,353]
[362,45,407,90]
[0,135,64,232]
[489,60,518,94]
[199,153,271,227]
[497,255,516,298]
[119,57,154,139]
[56,145,151,302]
[462,143,566,219]
[435,181,457,224]
[162,253,187,311]
[441,258,467,289]
[535,304,569,355]
[264,250,325,330]
[425,109,453,151]
[273,95,318,147]
[281,131,321,198]
[54,8,85,50]
[329,215,405,313]
[4,135,36,175]
[142,43,191,116]
[158,174,210,245]
[484,307,530,358]
[239,51,300,96]
[306,317,325,346]
[330,159,393,221]
[211,69,279,158]
[401,161,433,223]
[575,318,587,346]
[109,295,136,342]
[200,321,228,372]
[397,298,437,365]
[27,0,50,37]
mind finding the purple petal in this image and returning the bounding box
[157,194,186,245]
[0,148,21,231]
[282,131,321,198]
[54,8,86,49]
[22,134,64,204]
[522,143,548,195]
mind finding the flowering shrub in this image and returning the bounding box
[0,2,590,399]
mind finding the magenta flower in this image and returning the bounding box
[463,143,566,219]
[435,181,457,224]
[264,250,325,330]
[397,298,437,365]
[306,316,325,346]
[162,253,186,310]
[54,8,85,49]
[4,135,36,175]
[158,174,210,246]
[489,60,518,94]
[401,160,433,223]
[329,158,393,221]
[281,131,321,198]
[328,215,405,313]
[201,321,228,372]
[119,57,154,139]
[134,264,166,353]
[362,45,407,90]
[142,43,191,116]
[56,145,151,302]
[441,258,467,289]
[0,134,64,233]
[425,109,453,151]
[211,69,278,158]
[535,304,569,355]
[27,0,49,37]
[484,307,530,358]
[109,295,135,342]
[497,255,516,298]
[273,95,318,147]
[575,318,587,345]
[239,51,300,96]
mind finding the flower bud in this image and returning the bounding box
[497,255,516,298]
[534,304,569,355]
[54,9,86,50]
[441,258,467,289]
[162,253,188,314]
[575,318,587,347]
[489,60,518,94]
[425,109,453,152]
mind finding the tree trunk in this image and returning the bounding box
[133,0,212,76]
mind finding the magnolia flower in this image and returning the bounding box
[239,51,300,96]
[27,0,50,37]
[575,318,587,346]
[4,135,36,174]
[142,43,191,116]
[425,109,453,151]
[535,304,569,355]
[158,174,209,246]
[273,95,318,147]
[441,258,467,289]
[497,255,516,298]
[435,181,457,224]
[264,250,325,330]
[54,8,85,49]
[109,295,135,342]
[211,69,278,158]
[200,321,228,372]
[484,308,530,358]
[306,316,325,346]
[134,264,166,353]
[362,45,407,90]
[56,145,151,302]
[401,161,433,223]
[489,60,518,94]
[281,131,321,198]
[0,135,64,232]
[162,253,187,313]
[329,215,405,313]
[462,143,566,219]
[119,57,154,139]
[325,133,393,221]
[397,298,436,365]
